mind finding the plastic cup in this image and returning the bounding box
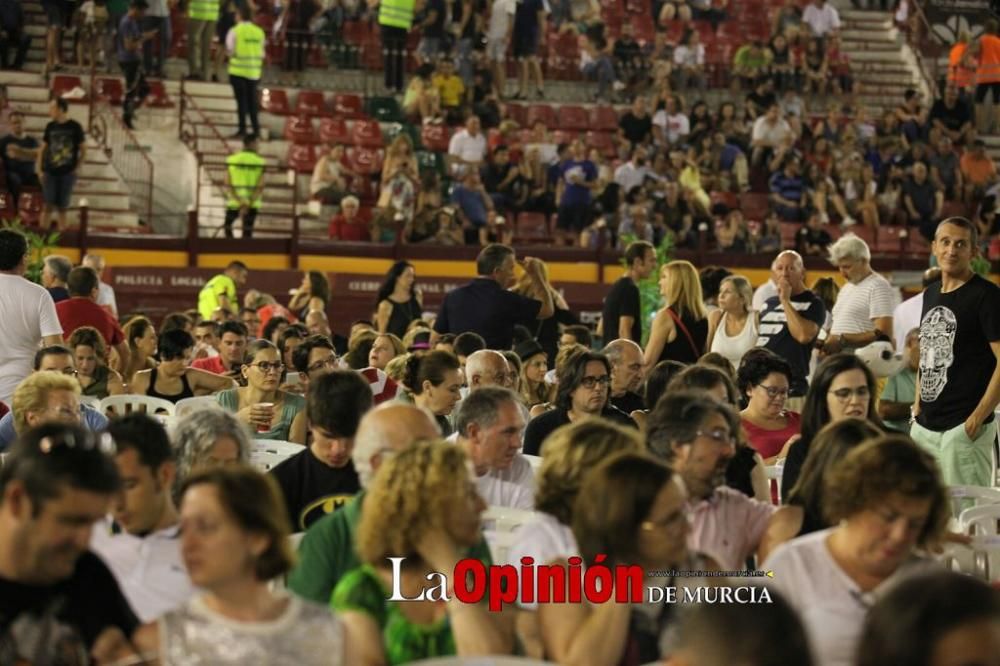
[255,402,274,433]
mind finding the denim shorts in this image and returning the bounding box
[43,172,76,209]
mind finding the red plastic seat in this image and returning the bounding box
[514,212,551,243]
[591,106,619,132]
[333,93,365,119]
[342,20,369,45]
[0,191,16,220]
[739,192,770,221]
[350,175,379,203]
[51,75,86,102]
[780,222,799,248]
[94,78,124,105]
[17,191,42,225]
[420,123,451,152]
[319,117,350,144]
[710,191,739,210]
[504,103,528,127]
[286,143,317,173]
[146,80,173,107]
[283,115,319,144]
[260,87,290,115]
[558,105,590,131]
[875,225,906,254]
[847,226,875,246]
[552,129,578,145]
[585,130,617,158]
[295,90,330,117]
[525,104,557,128]
[350,119,383,148]
[345,147,384,175]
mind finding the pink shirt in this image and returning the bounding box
[687,486,776,571]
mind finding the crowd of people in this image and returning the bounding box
[1,214,999,664]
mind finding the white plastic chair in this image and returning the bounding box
[482,505,536,565]
[250,439,305,471]
[766,463,784,504]
[79,395,101,410]
[100,394,176,417]
[523,454,542,473]
[174,396,221,418]
[948,485,1000,517]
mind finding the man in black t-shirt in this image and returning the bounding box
[0,110,39,201]
[794,211,832,256]
[434,243,555,350]
[928,84,974,147]
[0,423,139,664]
[601,240,656,343]
[756,250,826,401]
[913,217,1000,488]
[618,96,653,151]
[37,97,86,232]
[270,370,371,531]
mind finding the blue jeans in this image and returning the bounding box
[583,56,615,99]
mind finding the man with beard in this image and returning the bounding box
[647,391,802,570]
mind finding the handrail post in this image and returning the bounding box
[78,201,89,257]
[291,213,301,269]
[186,206,199,267]
[696,223,708,267]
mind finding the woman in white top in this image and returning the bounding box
[133,465,355,665]
[706,275,758,371]
[505,418,643,658]
[764,435,949,666]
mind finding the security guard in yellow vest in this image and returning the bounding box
[224,134,265,238]
[377,0,414,93]
[186,0,219,80]
[225,3,264,138]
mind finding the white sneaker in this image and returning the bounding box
[842,215,857,227]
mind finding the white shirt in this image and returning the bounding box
[673,43,705,67]
[802,2,841,36]
[892,292,924,350]
[752,116,793,148]
[765,528,933,666]
[448,129,487,164]
[96,280,118,318]
[476,453,535,510]
[506,512,579,609]
[614,161,653,193]
[752,279,778,312]
[90,519,194,623]
[487,0,516,41]
[830,272,896,336]
[652,110,690,146]
[0,273,62,405]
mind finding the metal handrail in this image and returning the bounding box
[88,100,155,226]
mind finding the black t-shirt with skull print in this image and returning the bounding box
[918,274,1000,431]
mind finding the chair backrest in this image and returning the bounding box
[765,463,784,504]
[174,396,221,418]
[250,439,305,471]
[79,395,102,410]
[100,394,176,418]
[523,454,542,473]
[959,503,1000,536]
[949,485,1000,517]
[482,505,537,565]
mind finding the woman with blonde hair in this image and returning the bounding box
[512,259,575,363]
[515,339,553,409]
[706,274,757,371]
[644,260,708,368]
[333,440,510,664]
[506,418,644,658]
[373,133,420,243]
[68,326,125,398]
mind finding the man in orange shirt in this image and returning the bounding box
[971,19,1000,134]
[960,138,999,202]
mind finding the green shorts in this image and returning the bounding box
[910,419,997,488]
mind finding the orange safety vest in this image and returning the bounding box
[976,34,1000,84]
[949,42,974,87]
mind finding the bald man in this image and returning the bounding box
[464,349,510,391]
[603,339,646,414]
[288,403,495,603]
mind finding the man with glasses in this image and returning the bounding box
[0,346,108,450]
[190,320,248,383]
[291,334,339,393]
[90,413,193,622]
[0,423,138,663]
[270,370,371,531]
[912,217,1000,487]
[523,349,635,456]
[602,338,646,415]
[647,391,803,571]
[756,250,826,410]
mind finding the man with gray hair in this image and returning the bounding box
[41,253,72,303]
[289,402,494,604]
[453,386,533,509]
[756,250,826,403]
[464,349,510,391]
[822,234,896,355]
[82,254,118,317]
[602,338,646,414]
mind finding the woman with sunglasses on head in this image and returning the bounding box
[215,340,307,444]
[780,353,882,498]
[737,348,801,464]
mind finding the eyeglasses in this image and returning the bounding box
[696,428,737,447]
[580,375,611,390]
[249,361,285,374]
[828,386,870,402]
[39,431,116,455]
[306,357,338,373]
[757,384,789,399]
[641,509,688,532]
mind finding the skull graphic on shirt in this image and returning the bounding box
[919,305,957,403]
